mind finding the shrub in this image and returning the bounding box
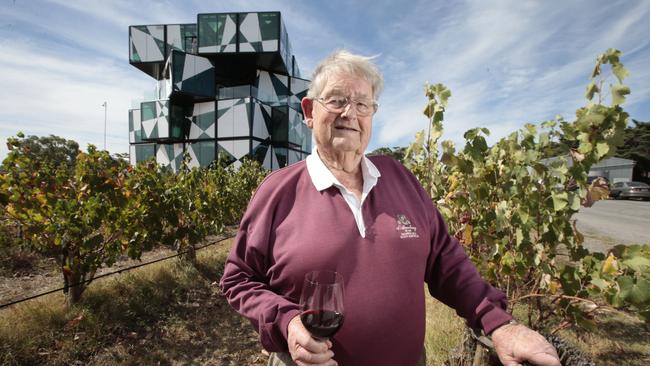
[404,49,649,329]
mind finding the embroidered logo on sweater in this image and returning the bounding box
[396,214,419,239]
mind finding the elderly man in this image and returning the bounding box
[220,50,560,366]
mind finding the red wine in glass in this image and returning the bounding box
[299,270,345,339]
[300,309,344,338]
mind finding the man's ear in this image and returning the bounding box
[301,97,314,128]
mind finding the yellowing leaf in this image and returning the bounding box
[588,186,609,202]
[549,280,561,295]
[570,149,585,162]
[602,254,619,275]
[36,192,47,205]
[463,224,473,245]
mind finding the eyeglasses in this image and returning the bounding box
[314,95,379,116]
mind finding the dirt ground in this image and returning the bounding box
[0,245,180,307]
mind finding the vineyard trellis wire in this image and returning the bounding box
[0,233,236,310]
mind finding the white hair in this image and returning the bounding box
[307,50,384,100]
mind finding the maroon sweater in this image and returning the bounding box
[220,156,511,366]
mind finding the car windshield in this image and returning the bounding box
[628,182,650,187]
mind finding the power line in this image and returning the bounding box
[0,234,235,310]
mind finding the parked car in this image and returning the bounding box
[609,181,650,200]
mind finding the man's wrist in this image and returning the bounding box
[488,319,518,336]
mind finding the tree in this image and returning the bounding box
[0,135,156,305]
[1,134,79,249]
[368,146,407,163]
[1,133,79,172]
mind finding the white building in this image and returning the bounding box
[588,157,635,183]
[541,156,636,183]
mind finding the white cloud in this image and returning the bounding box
[1,0,649,161]
[0,37,151,158]
[367,0,650,152]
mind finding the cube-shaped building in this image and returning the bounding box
[128,12,311,171]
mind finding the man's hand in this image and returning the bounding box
[287,315,337,366]
[491,323,561,366]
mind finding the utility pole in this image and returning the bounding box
[102,101,107,150]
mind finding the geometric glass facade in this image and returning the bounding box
[128,11,310,172]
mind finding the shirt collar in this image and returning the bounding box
[306,146,381,192]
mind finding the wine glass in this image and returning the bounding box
[299,270,345,339]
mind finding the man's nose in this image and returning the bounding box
[340,103,358,118]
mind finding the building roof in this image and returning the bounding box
[591,156,636,168]
[541,155,636,169]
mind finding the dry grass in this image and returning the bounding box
[424,294,465,365]
[424,294,650,366]
[556,311,650,366]
[0,238,268,366]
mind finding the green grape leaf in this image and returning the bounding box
[621,256,650,272]
[583,112,605,126]
[618,276,650,307]
[611,84,630,106]
[552,191,569,211]
[423,100,436,119]
[516,227,524,247]
[590,277,609,291]
[613,244,650,259]
[591,63,601,78]
[569,193,581,211]
[596,142,610,158]
[612,63,629,83]
[518,209,529,225]
[585,82,599,100]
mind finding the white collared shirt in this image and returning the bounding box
[305,147,381,238]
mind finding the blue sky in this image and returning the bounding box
[1,0,649,161]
